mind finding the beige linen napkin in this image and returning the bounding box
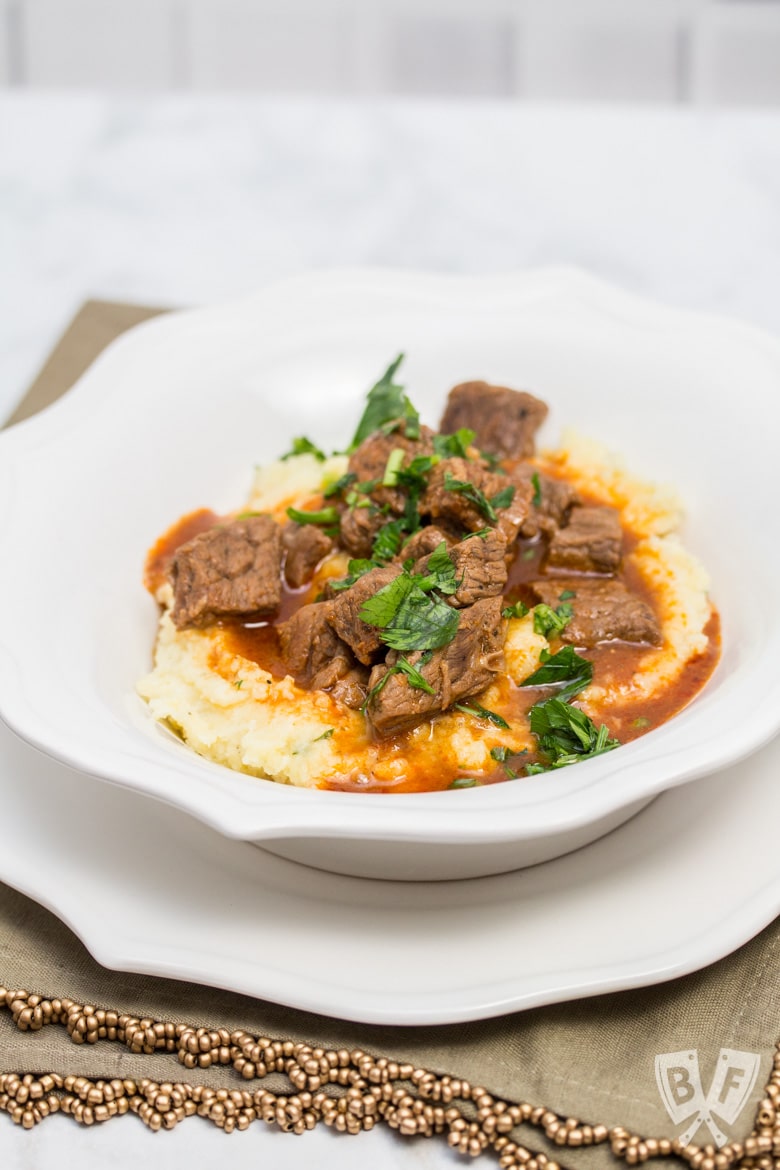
[1,302,778,1168]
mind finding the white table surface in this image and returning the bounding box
[1,92,779,1167]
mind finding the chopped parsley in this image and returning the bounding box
[362,652,435,711]
[520,646,593,702]
[532,602,574,638]
[450,777,478,789]
[433,428,476,459]
[313,728,334,742]
[443,473,516,523]
[502,600,529,620]
[323,471,357,499]
[529,699,619,770]
[417,541,459,595]
[454,702,510,730]
[558,589,576,601]
[233,679,243,689]
[286,505,340,530]
[281,436,327,462]
[349,355,420,450]
[360,568,460,652]
[489,744,526,779]
[632,716,651,729]
[530,471,542,507]
[372,519,406,563]
[382,447,406,486]
[469,527,494,541]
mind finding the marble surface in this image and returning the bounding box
[1,92,779,1167]
[2,93,780,426]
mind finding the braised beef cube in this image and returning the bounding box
[546,506,622,574]
[512,466,579,537]
[330,665,370,710]
[347,426,434,514]
[422,457,531,540]
[327,564,402,665]
[282,523,333,589]
[277,602,356,690]
[398,525,456,562]
[339,504,386,558]
[530,578,661,647]
[366,597,505,737]
[415,530,508,608]
[170,515,281,629]
[439,382,548,459]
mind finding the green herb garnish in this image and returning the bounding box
[521,646,593,702]
[281,436,327,462]
[313,728,335,741]
[371,519,406,563]
[418,541,458,595]
[558,589,576,601]
[530,471,542,507]
[469,527,493,541]
[443,472,516,523]
[632,716,651,729]
[454,703,510,730]
[360,564,460,653]
[323,471,357,499]
[502,600,529,619]
[286,505,340,529]
[233,679,243,689]
[362,652,436,711]
[349,355,420,450]
[450,777,478,789]
[529,699,619,769]
[532,602,574,638]
[382,447,406,486]
[433,428,476,459]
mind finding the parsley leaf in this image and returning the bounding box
[502,600,529,619]
[372,519,406,563]
[418,541,458,595]
[490,484,516,511]
[469,527,493,541]
[286,505,340,528]
[450,777,478,789]
[350,355,420,450]
[558,589,576,601]
[521,646,593,701]
[455,702,510,730]
[532,602,574,638]
[529,699,619,768]
[281,436,327,462]
[382,447,406,486]
[313,728,334,742]
[530,471,542,507]
[359,565,460,652]
[323,471,357,499]
[443,472,515,523]
[329,558,376,592]
[433,428,476,459]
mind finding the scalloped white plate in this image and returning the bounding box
[0,268,779,880]
[0,716,778,1024]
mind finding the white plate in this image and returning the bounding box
[1,714,778,1025]
[1,268,779,880]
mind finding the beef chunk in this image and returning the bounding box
[282,522,333,589]
[530,578,661,647]
[326,564,402,665]
[415,530,508,608]
[422,457,532,542]
[330,666,370,709]
[512,466,579,537]
[439,382,548,459]
[347,426,434,514]
[546,506,622,574]
[339,504,385,558]
[170,515,281,629]
[366,597,505,737]
[277,601,356,690]
[398,525,456,562]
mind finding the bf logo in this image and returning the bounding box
[655,1049,761,1147]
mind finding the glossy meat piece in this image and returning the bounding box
[439,381,548,459]
[546,506,622,574]
[530,577,661,646]
[170,515,281,629]
[282,522,333,588]
[326,564,403,665]
[415,530,508,608]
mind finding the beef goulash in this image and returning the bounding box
[138,356,719,792]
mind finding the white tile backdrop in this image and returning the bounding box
[0,0,779,102]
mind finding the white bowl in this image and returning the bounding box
[0,268,778,881]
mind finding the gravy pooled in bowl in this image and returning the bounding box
[139,358,719,792]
